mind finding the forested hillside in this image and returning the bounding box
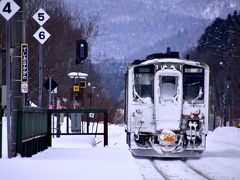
[188,11,240,126]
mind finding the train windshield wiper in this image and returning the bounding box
[133,87,145,103]
[191,87,203,104]
[186,81,200,86]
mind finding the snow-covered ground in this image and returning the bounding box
[1,123,240,180]
[134,127,240,180]
[186,127,240,179]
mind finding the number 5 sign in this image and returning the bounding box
[33,8,51,44]
[0,0,20,21]
[32,8,50,26]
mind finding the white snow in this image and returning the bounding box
[137,127,240,180]
[184,127,240,180]
[0,124,142,180]
[1,123,240,180]
[1,117,7,158]
[68,72,88,79]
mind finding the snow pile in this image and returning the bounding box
[0,124,142,180]
[1,123,240,180]
[186,127,240,180]
[135,127,240,180]
[207,127,240,147]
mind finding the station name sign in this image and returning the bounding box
[21,44,28,93]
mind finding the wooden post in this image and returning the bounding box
[103,112,108,146]
[47,111,52,147]
[16,110,22,156]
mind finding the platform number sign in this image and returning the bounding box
[32,8,50,26]
[0,0,20,21]
[33,26,50,44]
[33,8,51,44]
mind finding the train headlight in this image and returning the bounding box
[190,108,201,118]
[158,129,176,146]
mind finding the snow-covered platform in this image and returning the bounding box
[0,125,142,180]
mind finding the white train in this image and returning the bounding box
[125,50,210,157]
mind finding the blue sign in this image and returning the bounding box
[21,44,28,93]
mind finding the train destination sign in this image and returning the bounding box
[21,44,28,93]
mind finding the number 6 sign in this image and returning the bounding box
[33,8,51,44]
[33,26,50,44]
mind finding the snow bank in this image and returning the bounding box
[186,127,240,180]
[207,127,240,146]
[0,124,142,180]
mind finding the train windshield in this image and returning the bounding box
[133,65,154,101]
[183,65,204,103]
[160,76,178,101]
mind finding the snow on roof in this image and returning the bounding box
[68,72,88,79]
[140,58,201,66]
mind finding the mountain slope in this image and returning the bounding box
[66,0,240,59]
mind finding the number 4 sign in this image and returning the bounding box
[0,0,20,21]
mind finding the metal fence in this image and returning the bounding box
[0,118,2,158]
[16,107,49,157]
[8,107,108,158]
[47,108,108,146]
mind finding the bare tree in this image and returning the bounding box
[24,0,100,107]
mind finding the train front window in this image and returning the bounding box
[160,76,178,101]
[133,65,154,101]
[183,65,204,104]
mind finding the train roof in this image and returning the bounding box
[142,58,200,66]
[130,58,209,71]
[131,58,207,67]
[129,49,209,70]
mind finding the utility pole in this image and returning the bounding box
[38,44,43,107]
[11,0,26,155]
[226,76,231,126]
[32,8,50,108]
[223,76,231,126]
[6,19,12,158]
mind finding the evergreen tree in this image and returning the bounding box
[192,11,240,125]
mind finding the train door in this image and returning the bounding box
[154,68,182,131]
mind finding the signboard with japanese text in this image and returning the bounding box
[21,44,28,93]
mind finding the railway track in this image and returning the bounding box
[135,157,209,180]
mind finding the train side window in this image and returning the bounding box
[183,65,204,104]
[133,65,154,101]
